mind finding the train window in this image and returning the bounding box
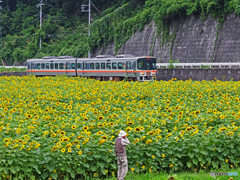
[152,61,156,70]
[146,61,151,70]
[137,60,144,70]
[71,63,75,69]
[41,63,45,69]
[77,63,82,69]
[90,63,94,69]
[101,63,105,69]
[95,63,100,69]
[127,62,131,69]
[37,63,41,69]
[33,64,37,69]
[46,63,49,69]
[118,62,123,69]
[66,63,71,69]
[55,63,58,69]
[107,63,111,69]
[112,62,117,69]
[59,63,64,69]
[85,63,90,69]
[50,63,54,69]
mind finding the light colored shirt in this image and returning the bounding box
[121,137,130,146]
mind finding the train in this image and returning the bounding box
[26,54,157,81]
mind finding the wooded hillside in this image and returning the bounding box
[1,0,239,65]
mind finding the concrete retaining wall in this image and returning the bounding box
[92,13,240,63]
[156,68,240,81]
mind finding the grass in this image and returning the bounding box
[0,67,27,72]
[92,167,240,180]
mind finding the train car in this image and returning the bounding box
[26,54,157,81]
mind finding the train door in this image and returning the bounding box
[66,62,69,76]
[126,61,133,77]
[31,62,34,75]
[82,62,88,76]
[133,61,137,76]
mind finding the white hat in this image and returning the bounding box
[118,130,126,137]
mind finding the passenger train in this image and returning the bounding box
[26,54,157,81]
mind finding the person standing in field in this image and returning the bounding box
[115,130,130,180]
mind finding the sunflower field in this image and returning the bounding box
[1,76,240,179]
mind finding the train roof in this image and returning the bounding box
[26,55,156,62]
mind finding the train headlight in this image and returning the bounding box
[152,72,156,76]
[140,72,145,75]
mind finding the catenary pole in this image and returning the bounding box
[88,0,91,58]
[82,0,91,58]
[38,0,44,49]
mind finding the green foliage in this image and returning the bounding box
[0,0,240,65]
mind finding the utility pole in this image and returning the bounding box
[82,0,91,58]
[0,1,3,65]
[38,0,46,49]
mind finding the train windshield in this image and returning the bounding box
[137,58,156,70]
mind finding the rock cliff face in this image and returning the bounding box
[92,13,240,63]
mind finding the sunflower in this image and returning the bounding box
[98,116,104,120]
[109,122,114,126]
[101,135,108,139]
[71,125,77,130]
[3,138,10,143]
[51,146,58,152]
[63,137,69,142]
[127,121,134,125]
[169,164,174,167]
[146,139,152,144]
[73,140,79,145]
[27,114,32,118]
[61,148,66,153]
[51,133,57,137]
[98,139,106,145]
[134,127,141,132]
[147,131,154,135]
[133,138,140,144]
[96,131,104,135]
[68,148,72,153]
[219,115,225,119]
[76,135,83,139]
[97,124,103,127]
[226,132,234,136]
[186,127,192,131]
[78,151,82,155]
[83,138,89,144]
[60,131,66,135]
[125,127,133,132]
[65,143,72,148]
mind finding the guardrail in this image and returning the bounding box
[156,63,240,68]
[0,66,27,68]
